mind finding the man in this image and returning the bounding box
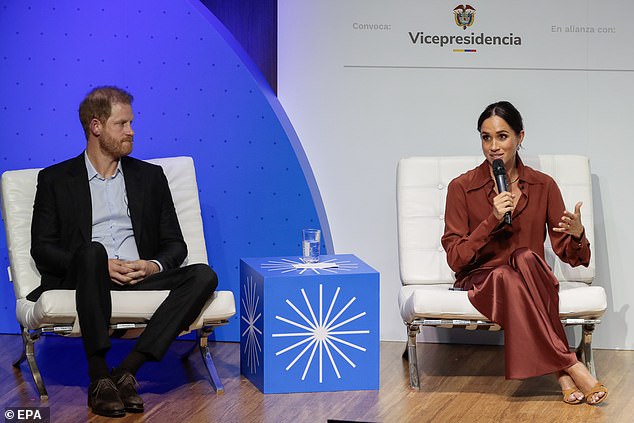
[28,86,218,417]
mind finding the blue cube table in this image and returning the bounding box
[239,254,380,393]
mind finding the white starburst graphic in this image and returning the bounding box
[271,284,369,383]
[241,276,262,374]
[261,257,358,275]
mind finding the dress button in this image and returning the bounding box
[437,184,443,190]
[439,215,444,220]
[438,246,444,252]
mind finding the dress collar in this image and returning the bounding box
[466,155,541,192]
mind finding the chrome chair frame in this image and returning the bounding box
[13,321,231,400]
[404,318,600,389]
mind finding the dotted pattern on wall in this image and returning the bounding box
[0,0,329,340]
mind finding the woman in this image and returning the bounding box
[441,101,608,405]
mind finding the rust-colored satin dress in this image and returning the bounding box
[441,157,590,379]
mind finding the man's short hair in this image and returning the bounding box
[78,86,133,139]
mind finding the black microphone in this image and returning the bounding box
[492,159,512,225]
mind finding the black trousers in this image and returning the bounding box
[67,242,218,361]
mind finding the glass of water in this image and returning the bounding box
[302,229,321,263]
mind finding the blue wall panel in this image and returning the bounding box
[0,0,331,340]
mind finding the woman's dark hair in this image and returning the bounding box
[477,101,523,134]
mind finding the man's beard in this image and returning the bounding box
[99,133,133,158]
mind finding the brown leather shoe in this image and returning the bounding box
[87,378,125,417]
[113,371,144,413]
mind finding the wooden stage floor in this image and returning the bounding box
[0,334,632,422]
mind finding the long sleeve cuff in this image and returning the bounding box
[563,229,591,267]
[149,259,163,272]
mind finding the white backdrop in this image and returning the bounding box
[278,0,634,349]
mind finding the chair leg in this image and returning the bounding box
[578,324,597,379]
[406,324,420,390]
[14,327,48,400]
[12,327,28,368]
[198,329,225,395]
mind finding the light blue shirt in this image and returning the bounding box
[85,153,140,262]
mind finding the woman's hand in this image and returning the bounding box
[493,191,515,221]
[553,201,584,239]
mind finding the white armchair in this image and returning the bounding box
[396,155,607,389]
[1,156,236,399]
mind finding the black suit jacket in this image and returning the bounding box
[27,153,187,301]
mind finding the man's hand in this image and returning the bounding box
[108,259,159,285]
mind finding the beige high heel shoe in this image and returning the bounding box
[562,387,583,405]
[583,383,608,405]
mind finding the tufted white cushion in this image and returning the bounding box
[1,156,235,333]
[397,155,606,323]
[15,291,236,330]
[398,282,607,323]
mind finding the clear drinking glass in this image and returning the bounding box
[302,229,321,263]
